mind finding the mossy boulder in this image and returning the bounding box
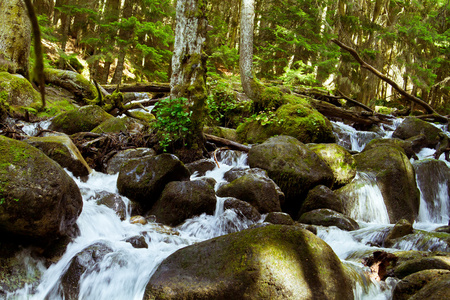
[44,69,97,101]
[0,72,40,107]
[237,100,335,144]
[144,225,354,300]
[308,143,356,187]
[216,173,284,214]
[186,159,217,177]
[0,136,82,243]
[91,116,144,134]
[105,147,156,175]
[298,185,344,217]
[149,180,217,226]
[363,137,425,159]
[0,0,31,78]
[204,126,239,142]
[413,159,450,223]
[117,154,190,210]
[355,145,420,223]
[223,167,267,182]
[405,272,450,300]
[384,219,414,247]
[393,116,443,148]
[248,135,334,217]
[264,212,294,225]
[392,269,450,300]
[298,208,360,231]
[394,256,450,279]
[49,105,113,134]
[24,134,91,178]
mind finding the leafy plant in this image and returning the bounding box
[153,97,192,152]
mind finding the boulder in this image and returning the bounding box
[117,154,190,209]
[387,230,450,252]
[149,180,217,226]
[144,225,353,300]
[363,137,426,159]
[248,135,334,216]
[223,197,261,222]
[264,212,294,225]
[223,167,267,182]
[407,272,450,300]
[24,134,92,178]
[105,148,156,175]
[0,0,31,78]
[308,143,356,187]
[186,159,217,177]
[298,185,344,217]
[93,191,127,220]
[392,116,442,149]
[355,145,420,223]
[91,116,145,134]
[0,72,40,107]
[44,69,97,101]
[61,242,113,300]
[49,105,113,135]
[216,173,284,214]
[237,99,335,144]
[298,208,359,231]
[0,136,82,243]
[384,219,414,247]
[393,269,450,300]
[394,256,450,279]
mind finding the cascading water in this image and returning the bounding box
[4,117,450,300]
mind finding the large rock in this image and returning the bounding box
[91,116,145,134]
[49,105,113,135]
[44,69,97,101]
[355,145,420,223]
[105,148,156,175]
[25,134,92,178]
[144,225,354,300]
[308,143,356,187]
[149,180,217,226]
[393,116,442,148]
[117,154,190,209]
[298,208,359,231]
[394,256,450,279]
[0,72,40,107]
[237,99,335,144]
[298,185,344,217]
[0,136,82,243]
[393,269,450,300]
[407,272,450,300]
[223,197,261,222]
[0,0,31,78]
[248,135,334,216]
[216,173,284,214]
[363,137,426,159]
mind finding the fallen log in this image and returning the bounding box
[204,133,251,152]
[102,83,170,94]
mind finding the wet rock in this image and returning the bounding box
[124,235,148,249]
[0,72,40,107]
[217,173,284,214]
[264,212,294,225]
[392,116,443,149]
[49,105,113,135]
[0,136,82,243]
[298,185,344,217]
[186,158,216,176]
[44,69,97,101]
[130,215,147,225]
[355,145,420,223]
[25,134,92,178]
[117,154,190,209]
[248,135,334,217]
[223,167,267,182]
[393,269,450,300]
[298,208,360,231]
[223,197,261,222]
[394,256,450,279]
[384,219,414,247]
[407,272,450,300]
[213,149,247,165]
[144,225,353,300]
[105,148,156,175]
[94,192,127,220]
[308,143,356,187]
[364,137,425,159]
[61,242,113,300]
[149,180,217,226]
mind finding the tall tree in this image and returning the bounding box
[169,0,208,160]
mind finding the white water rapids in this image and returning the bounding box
[4,118,450,300]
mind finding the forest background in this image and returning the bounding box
[32,0,449,112]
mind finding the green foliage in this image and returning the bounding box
[281,61,317,87]
[153,97,192,152]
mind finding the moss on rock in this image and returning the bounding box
[0,72,40,107]
[49,105,113,134]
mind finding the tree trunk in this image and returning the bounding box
[170,0,208,161]
[239,0,258,100]
[0,0,32,79]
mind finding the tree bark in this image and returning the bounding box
[170,0,208,160]
[239,0,258,100]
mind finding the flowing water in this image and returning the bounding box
[4,118,450,300]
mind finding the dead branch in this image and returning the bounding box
[336,89,374,113]
[204,133,251,152]
[332,39,445,120]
